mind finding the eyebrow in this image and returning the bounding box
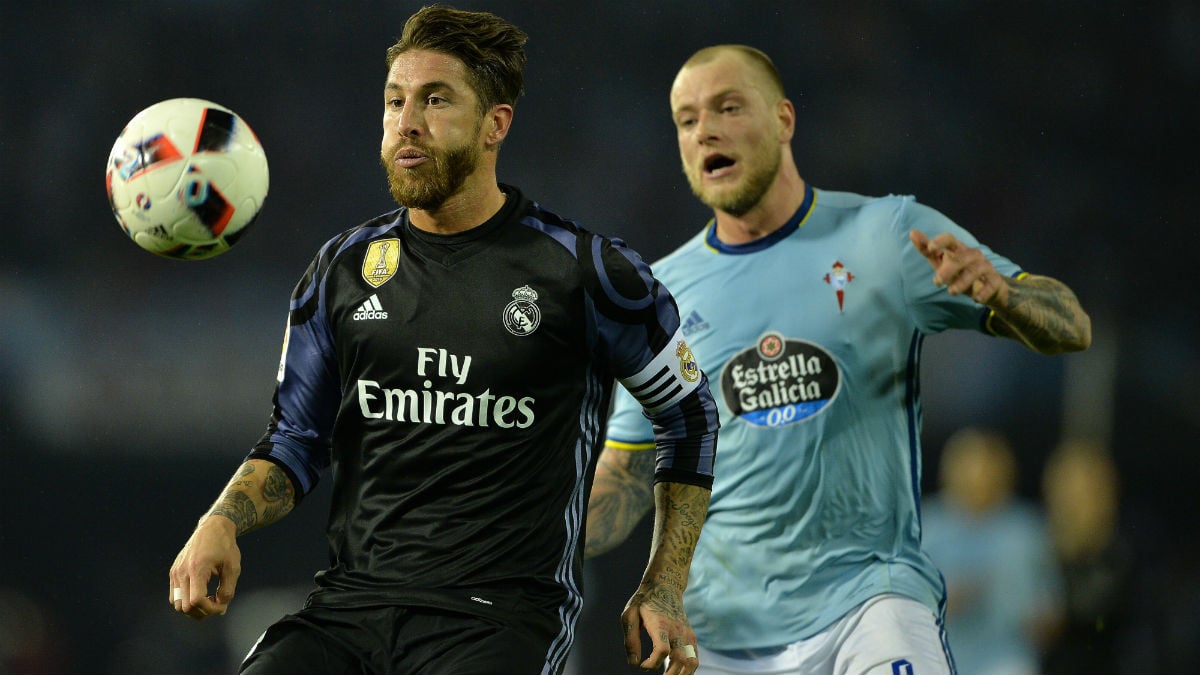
[673,88,746,114]
[708,87,746,102]
[385,80,459,95]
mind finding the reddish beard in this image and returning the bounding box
[381,139,481,211]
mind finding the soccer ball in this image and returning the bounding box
[106,98,269,260]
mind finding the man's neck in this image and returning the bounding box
[713,170,806,246]
[408,177,507,235]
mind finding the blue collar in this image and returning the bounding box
[704,183,815,255]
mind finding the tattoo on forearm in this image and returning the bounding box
[261,465,295,524]
[212,490,258,535]
[661,487,707,568]
[585,450,655,557]
[995,276,1089,353]
[231,462,255,490]
[1006,278,1072,341]
[670,499,700,529]
[209,462,295,535]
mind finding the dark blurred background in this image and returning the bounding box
[1,1,1196,674]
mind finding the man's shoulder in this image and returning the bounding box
[512,192,630,261]
[813,188,917,215]
[810,188,954,236]
[305,208,405,270]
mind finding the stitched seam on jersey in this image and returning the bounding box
[544,363,603,671]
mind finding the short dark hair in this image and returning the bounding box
[386,5,528,114]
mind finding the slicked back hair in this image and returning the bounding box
[386,5,528,115]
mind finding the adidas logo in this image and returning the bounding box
[680,310,710,337]
[353,294,389,321]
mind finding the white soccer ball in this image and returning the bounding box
[106,98,269,260]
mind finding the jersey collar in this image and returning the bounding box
[704,183,815,255]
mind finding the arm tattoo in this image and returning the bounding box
[626,576,688,624]
[211,490,258,535]
[640,579,688,621]
[585,450,655,558]
[261,464,296,524]
[209,462,296,535]
[230,462,255,490]
[630,482,710,612]
[992,275,1091,354]
[661,488,705,569]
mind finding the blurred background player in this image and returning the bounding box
[585,44,1091,675]
[922,428,1064,675]
[1040,440,1141,675]
[166,7,718,675]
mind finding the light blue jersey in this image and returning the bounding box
[605,185,1023,650]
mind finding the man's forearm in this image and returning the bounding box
[585,448,656,558]
[205,459,296,535]
[638,481,710,599]
[990,274,1092,355]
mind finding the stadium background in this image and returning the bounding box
[1,1,1196,673]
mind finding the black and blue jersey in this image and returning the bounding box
[247,186,718,662]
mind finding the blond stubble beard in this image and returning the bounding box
[685,144,781,217]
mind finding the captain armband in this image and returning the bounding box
[616,327,703,415]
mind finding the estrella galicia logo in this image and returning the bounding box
[502,285,541,336]
[719,332,840,427]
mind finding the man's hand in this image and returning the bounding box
[619,481,710,674]
[910,229,1009,309]
[620,578,700,675]
[910,229,1091,354]
[168,514,241,620]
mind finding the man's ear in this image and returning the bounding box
[485,104,514,148]
[777,98,795,144]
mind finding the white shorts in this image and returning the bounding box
[694,594,954,675]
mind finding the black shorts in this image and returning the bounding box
[239,605,565,675]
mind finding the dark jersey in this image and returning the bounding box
[248,186,718,667]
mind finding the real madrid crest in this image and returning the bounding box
[503,285,541,336]
[676,340,700,382]
[362,238,399,288]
